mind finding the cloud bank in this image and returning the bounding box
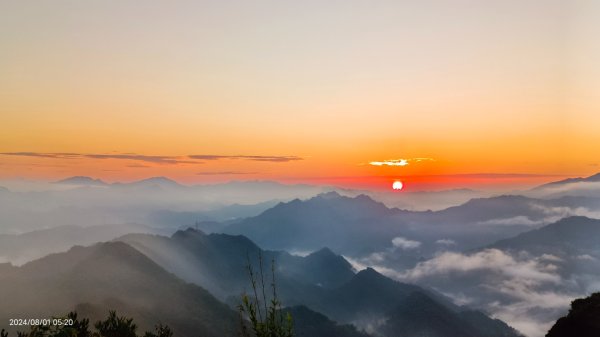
[391,236,422,250]
[368,157,434,167]
[1,152,303,165]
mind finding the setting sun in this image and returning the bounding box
[392,181,404,190]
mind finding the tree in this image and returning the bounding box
[546,292,600,337]
[238,251,293,337]
[142,324,173,337]
[93,311,137,337]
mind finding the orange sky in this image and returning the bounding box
[1,0,598,191]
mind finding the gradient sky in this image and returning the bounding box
[1,0,598,190]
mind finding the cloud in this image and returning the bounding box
[343,255,402,277]
[86,154,197,164]
[368,157,434,167]
[576,254,596,261]
[435,239,456,246]
[400,249,560,284]
[488,301,559,337]
[188,155,302,162]
[391,236,421,250]
[370,159,408,166]
[0,152,303,165]
[477,216,549,226]
[530,204,600,221]
[391,249,583,337]
[540,254,563,262]
[0,152,80,159]
[0,152,196,165]
[196,171,257,175]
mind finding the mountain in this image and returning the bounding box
[114,176,183,189]
[0,236,392,337]
[546,292,600,337]
[0,241,237,337]
[310,267,422,322]
[381,291,522,337]
[222,192,408,254]
[300,268,520,337]
[489,216,600,255]
[116,230,522,337]
[283,306,370,337]
[529,173,600,198]
[117,229,353,299]
[0,224,163,265]
[221,192,572,256]
[147,200,279,231]
[55,176,108,186]
[279,247,356,288]
[430,195,542,224]
[406,216,600,337]
[537,172,600,189]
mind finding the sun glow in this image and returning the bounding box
[392,181,404,190]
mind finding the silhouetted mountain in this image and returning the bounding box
[148,200,278,231]
[55,176,108,186]
[117,229,352,298]
[0,224,162,265]
[283,306,370,337]
[311,267,422,322]
[279,247,355,288]
[0,241,237,337]
[222,193,563,256]
[431,195,541,224]
[116,230,518,337]
[546,292,600,337]
[537,173,600,189]
[489,216,600,255]
[459,310,524,337]
[381,292,521,337]
[116,176,183,189]
[222,192,409,254]
[305,268,521,337]
[529,173,600,198]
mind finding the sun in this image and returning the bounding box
[392,180,404,190]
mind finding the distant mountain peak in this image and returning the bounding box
[547,215,598,228]
[55,176,107,186]
[536,172,600,189]
[356,267,384,279]
[133,176,181,186]
[172,227,207,239]
[309,247,336,257]
[316,191,342,199]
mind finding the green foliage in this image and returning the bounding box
[238,251,293,337]
[142,324,173,337]
[93,311,137,337]
[546,292,600,337]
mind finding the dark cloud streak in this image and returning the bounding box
[196,171,257,175]
[1,152,303,165]
[188,155,302,162]
[0,152,193,165]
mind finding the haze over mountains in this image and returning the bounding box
[0,173,599,336]
[0,227,522,337]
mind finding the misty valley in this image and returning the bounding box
[1,174,600,337]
